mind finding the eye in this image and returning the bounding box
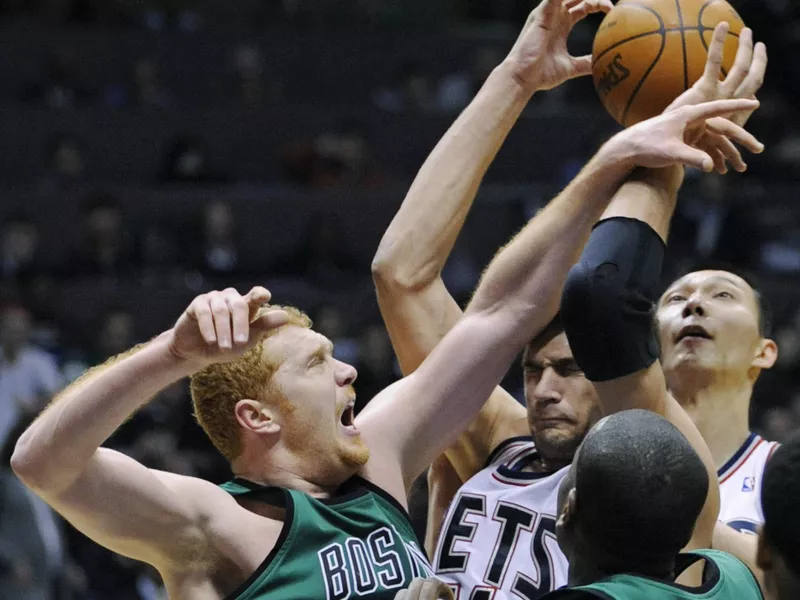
[666,294,686,303]
[715,291,734,299]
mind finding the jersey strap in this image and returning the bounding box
[718,433,763,484]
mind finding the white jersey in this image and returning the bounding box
[718,432,780,535]
[433,437,569,600]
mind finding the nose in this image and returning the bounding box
[681,294,706,319]
[533,368,561,404]
[337,360,358,386]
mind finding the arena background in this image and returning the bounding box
[0,1,798,597]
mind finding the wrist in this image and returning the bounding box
[493,60,542,99]
[151,331,208,377]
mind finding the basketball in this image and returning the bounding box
[591,0,745,126]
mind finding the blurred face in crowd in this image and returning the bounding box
[657,271,777,389]
[204,201,235,243]
[98,311,135,359]
[88,204,122,241]
[523,331,601,467]
[257,326,369,484]
[2,221,39,263]
[1,306,32,355]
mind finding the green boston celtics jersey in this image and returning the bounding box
[219,476,433,600]
[543,549,763,599]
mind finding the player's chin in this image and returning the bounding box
[340,440,370,467]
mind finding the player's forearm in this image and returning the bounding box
[11,332,196,493]
[598,166,685,242]
[712,522,764,587]
[466,142,633,341]
[372,62,534,289]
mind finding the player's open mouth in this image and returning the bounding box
[339,402,358,435]
[675,325,713,343]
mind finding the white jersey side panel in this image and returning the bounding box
[718,432,780,535]
[432,437,569,600]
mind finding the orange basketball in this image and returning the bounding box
[591,0,745,127]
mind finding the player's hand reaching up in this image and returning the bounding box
[505,0,613,92]
[394,578,455,600]
[666,22,768,172]
[607,98,762,172]
[167,286,288,364]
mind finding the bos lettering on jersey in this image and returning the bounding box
[318,525,434,600]
[433,438,569,600]
[718,433,779,535]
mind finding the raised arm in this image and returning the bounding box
[559,23,766,554]
[372,0,612,481]
[10,288,288,571]
[357,96,759,496]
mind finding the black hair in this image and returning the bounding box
[762,430,800,576]
[667,260,773,338]
[575,410,709,573]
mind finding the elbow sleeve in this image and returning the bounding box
[560,217,665,382]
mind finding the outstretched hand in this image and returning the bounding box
[608,97,762,172]
[505,0,613,92]
[666,22,768,173]
[167,286,289,364]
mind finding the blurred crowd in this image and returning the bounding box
[0,1,800,599]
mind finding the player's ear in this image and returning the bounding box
[555,487,578,555]
[235,399,281,435]
[752,338,777,371]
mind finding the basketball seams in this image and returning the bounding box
[620,30,668,126]
[697,0,741,77]
[674,0,689,90]
[592,30,663,65]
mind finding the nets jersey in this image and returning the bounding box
[433,436,569,600]
[717,432,779,535]
[219,476,433,600]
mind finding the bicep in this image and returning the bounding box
[42,448,211,569]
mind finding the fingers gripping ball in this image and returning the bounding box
[592,0,745,126]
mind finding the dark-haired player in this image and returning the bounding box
[657,268,779,537]
[545,410,763,599]
[757,430,800,600]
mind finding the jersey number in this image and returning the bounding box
[436,494,558,599]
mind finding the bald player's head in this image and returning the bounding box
[556,410,708,580]
[758,430,800,600]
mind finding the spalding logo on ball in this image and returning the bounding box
[592,0,745,127]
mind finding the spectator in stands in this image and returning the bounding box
[372,60,434,113]
[270,210,361,286]
[436,46,504,113]
[138,222,181,281]
[197,200,240,276]
[231,43,282,107]
[158,135,228,184]
[312,305,360,366]
[21,47,92,109]
[0,217,44,286]
[0,304,64,455]
[66,194,137,277]
[0,432,65,600]
[354,324,398,413]
[38,133,86,193]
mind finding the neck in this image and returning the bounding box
[231,445,353,499]
[669,372,753,470]
[568,554,614,587]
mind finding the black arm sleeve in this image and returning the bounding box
[560,217,665,382]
